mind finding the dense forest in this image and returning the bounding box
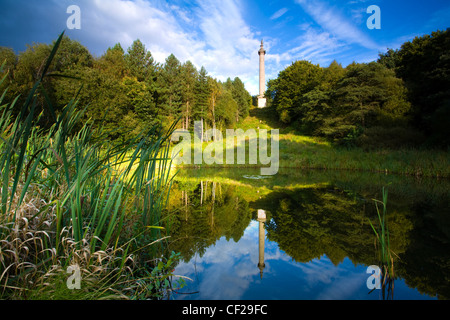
[266,29,450,148]
[0,36,252,141]
[1,29,449,149]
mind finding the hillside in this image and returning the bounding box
[177,106,450,179]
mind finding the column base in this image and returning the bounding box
[257,97,266,108]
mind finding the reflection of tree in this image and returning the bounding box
[163,181,252,262]
[164,173,450,299]
[395,196,450,299]
[253,185,450,299]
[257,187,379,265]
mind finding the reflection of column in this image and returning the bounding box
[211,182,216,227]
[257,209,266,279]
[200,181,203,205]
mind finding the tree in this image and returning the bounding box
[266,60,323,124]
[215,87,237,129]
[4,34,253,141]
[179,61,198,129]
[323,62,411,143]
[0,47,18,103]
[9,36,94,127]
[124,39,156,82]
[230,77,251,121]
[377,48,400,71]
[386,30,450,146]
[207,76,221,137]
[157,54,183,123]
[96,43,127,79]
[193,66,210,140]
[47,37,94,117]
[82,43,129,138]
[122,76,156,131]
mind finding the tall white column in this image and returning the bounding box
[258,40,266,108]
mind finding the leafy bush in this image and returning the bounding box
[356,126,425,150]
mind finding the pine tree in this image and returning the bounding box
[179,61,198,129]
[194,66,210,141]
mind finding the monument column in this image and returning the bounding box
[257,209,266,279]
[258,40,266,108]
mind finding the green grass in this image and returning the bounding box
[175,106,450,178]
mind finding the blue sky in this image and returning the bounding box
[1,0,449,95]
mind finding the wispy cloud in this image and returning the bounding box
[193,0,261,93]
[295,0,380,50]
[270,8,289,20]
[267,28,345,68]
[62,0,261,94]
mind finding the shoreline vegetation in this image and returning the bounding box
[1,28,449,300]
[0,33,184,300]
[173,107,450,179]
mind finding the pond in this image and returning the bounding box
[161,168,450,300]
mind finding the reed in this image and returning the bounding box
[368,187,395,299]
[0,32,181,299]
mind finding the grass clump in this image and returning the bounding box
[0,32,183,300]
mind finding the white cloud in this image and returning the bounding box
[270,8,289,20]
[266,28,345,69]
[70,0,261,94]
[76,0,201,61]
[295,0,380,50]
[193,0,261,94]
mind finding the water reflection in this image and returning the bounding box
[257,209,266,279]
[163,168,449,300]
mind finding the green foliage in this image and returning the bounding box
[0,34,252,142]
[266,30,449,149]
[131,251,185,300]
[267,59,413,147]
[124,39,156,82]
[193,66,209,122]
[0,32,182,300]
[378,29,450,146]
[326,62,411,142]
[267,60,323,124]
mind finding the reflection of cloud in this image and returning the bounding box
[174,220,262,299]
[173,222,372,300]
[316,273,366,300]
[287,256,338,286]
[197,258,257,299]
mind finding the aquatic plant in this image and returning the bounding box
[0,32,180,299]
[368,187,395,299]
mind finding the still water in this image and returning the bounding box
[162,168,449,300]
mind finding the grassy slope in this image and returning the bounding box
[178,106,450,178]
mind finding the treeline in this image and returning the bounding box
[0,36,252,140]
[266,29,450,148]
